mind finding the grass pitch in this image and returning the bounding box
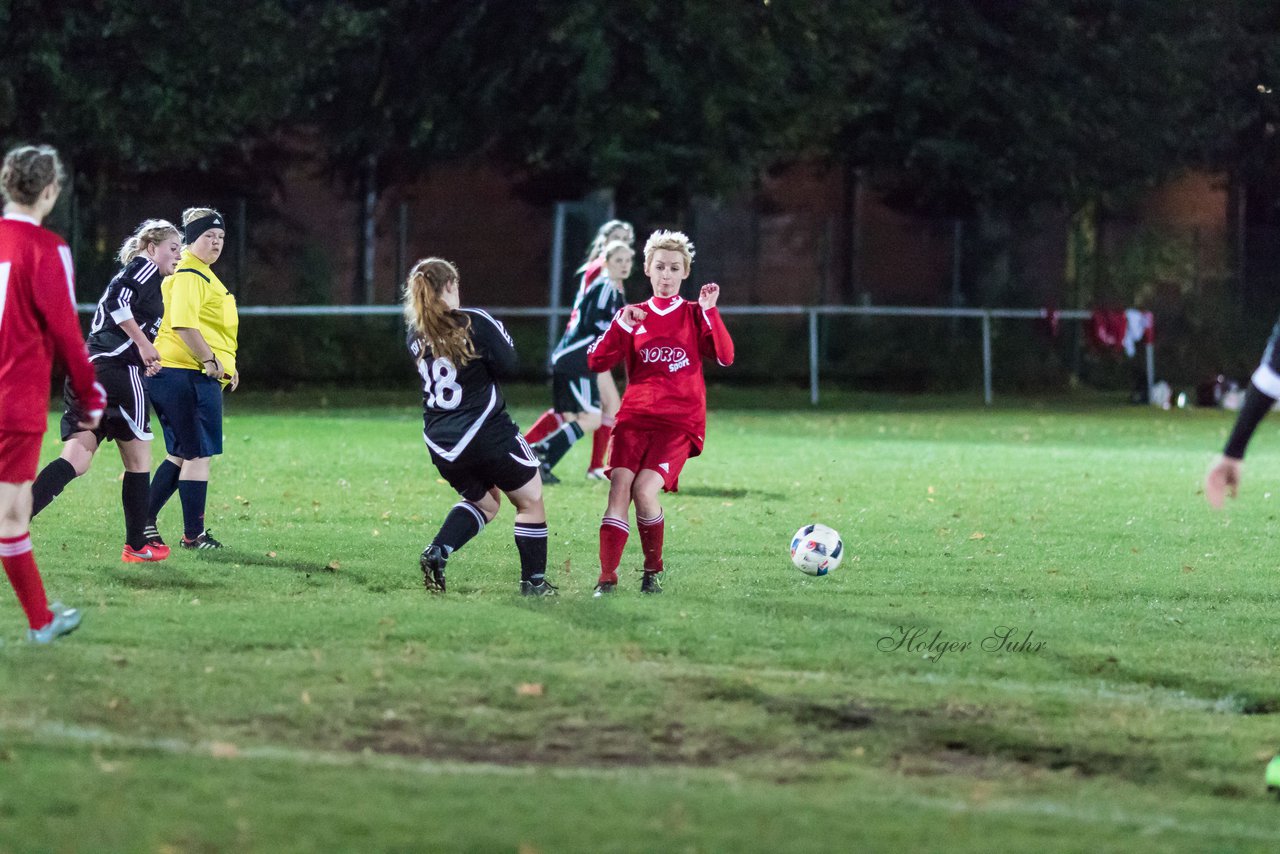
[2,387,1280,852]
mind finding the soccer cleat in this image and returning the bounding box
[122,542,170,562]
[585,468,608,481]
[539,463,560,485]
[180,530,223,550]
[520,578,558,597]
[26,603,81,644]
[592,581,616,597]
[640,571,663,594]
[143,522,166,548]
[420,544,447,592]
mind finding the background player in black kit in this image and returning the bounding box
[530,239,633,483]
[31,219,182,563]
[403,258,554,596]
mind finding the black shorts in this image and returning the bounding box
[60,360,152,443]
[552,371,601,415]
[429,419,541,502]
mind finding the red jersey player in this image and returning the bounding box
[0,145,105,643]
[586,230,734,595]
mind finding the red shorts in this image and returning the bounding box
[0,431,43,483]
[606,426,695,492]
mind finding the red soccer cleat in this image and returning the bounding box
[122,542,170,562]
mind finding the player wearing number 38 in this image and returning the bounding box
[403,258,553,596]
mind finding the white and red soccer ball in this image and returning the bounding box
[790,523,843,576]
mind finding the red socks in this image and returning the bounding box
[1,534,52,629]
[637,512,665,573]
[598,516,629,584]
[598,511,665,583]
[589,414,614,471]
[524,409,563,445]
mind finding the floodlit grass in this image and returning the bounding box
[3,387,1280,852]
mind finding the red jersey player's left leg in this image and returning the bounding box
[632,470,666,584]
[631,430,696,593]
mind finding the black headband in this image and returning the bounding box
[184,214,224,244]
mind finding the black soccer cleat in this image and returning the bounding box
[640,571,663,594]
[180,529,223,550]
[592,581,617,598]
[520,577,558,597]
[420,544,447,592]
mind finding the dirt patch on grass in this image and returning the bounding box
[901,736,1162,783]
[701,682,876,731]
[342,718,766,768]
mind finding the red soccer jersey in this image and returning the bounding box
[0,215,103,434]
[586,295,734,454]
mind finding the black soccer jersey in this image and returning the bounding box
[86,256,166,368]
[550,275,624,375]
[408,308,520,461]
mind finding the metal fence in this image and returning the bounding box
[79,302,1152,405]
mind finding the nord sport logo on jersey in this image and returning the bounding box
[639,345,690,372]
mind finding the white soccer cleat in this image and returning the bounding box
[26,602,82,645]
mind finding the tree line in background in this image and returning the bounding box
[3,0,1279,306]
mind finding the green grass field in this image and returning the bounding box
[2,387,1280,852]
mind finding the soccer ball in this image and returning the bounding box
[790,523,843,576]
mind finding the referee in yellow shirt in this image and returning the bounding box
[145,207,239,550]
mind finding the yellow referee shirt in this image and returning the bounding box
[155,250,239,383]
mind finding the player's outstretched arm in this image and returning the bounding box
[1205,456,1242,509]
[696,283,734,367]
[587,307,641,373]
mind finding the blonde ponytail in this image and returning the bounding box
[117,219,180,265]
[402,258,477,367]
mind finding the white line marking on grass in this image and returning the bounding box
[1,718,1275,842]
